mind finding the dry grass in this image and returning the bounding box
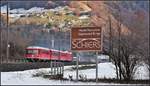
[13,17,49,25]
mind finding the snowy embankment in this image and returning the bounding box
[64,62,116,79]
[1,62,149,85]
[64,62,149,80]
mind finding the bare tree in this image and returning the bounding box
[108,6,145,81]
[108,15,120,80]
[109,23,143,81]
[120,34,142,81]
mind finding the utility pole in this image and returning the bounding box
[6,1,10,63]
[59,28,61,60]
[118,7,122,80]
[148,4,150,81]
[52,30,54,49]
[0,22,2,62]
[0,0,2,62]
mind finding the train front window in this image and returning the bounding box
[26,50,38,54]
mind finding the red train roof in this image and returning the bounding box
[26,46,72,54]
[26,46,50,50]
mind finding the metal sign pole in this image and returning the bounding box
[6,1,9,63]
[96,52,98,82]
[76,53,79,82]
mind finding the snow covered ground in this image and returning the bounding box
[64,62,116,79]
[1,62,149,85]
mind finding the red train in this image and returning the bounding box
[25,46,73,62]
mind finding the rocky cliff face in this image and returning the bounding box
[1,1,148,37]
[68,1,149,52]
[69,1,149,34]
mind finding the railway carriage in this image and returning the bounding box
[25,46,72,62]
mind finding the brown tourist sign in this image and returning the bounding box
[71,27,103,51]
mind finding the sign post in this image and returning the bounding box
[96,52,99,82]
[76,53,79,81]
[71,27,103,82]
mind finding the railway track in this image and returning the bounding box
[0,60,95,72]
